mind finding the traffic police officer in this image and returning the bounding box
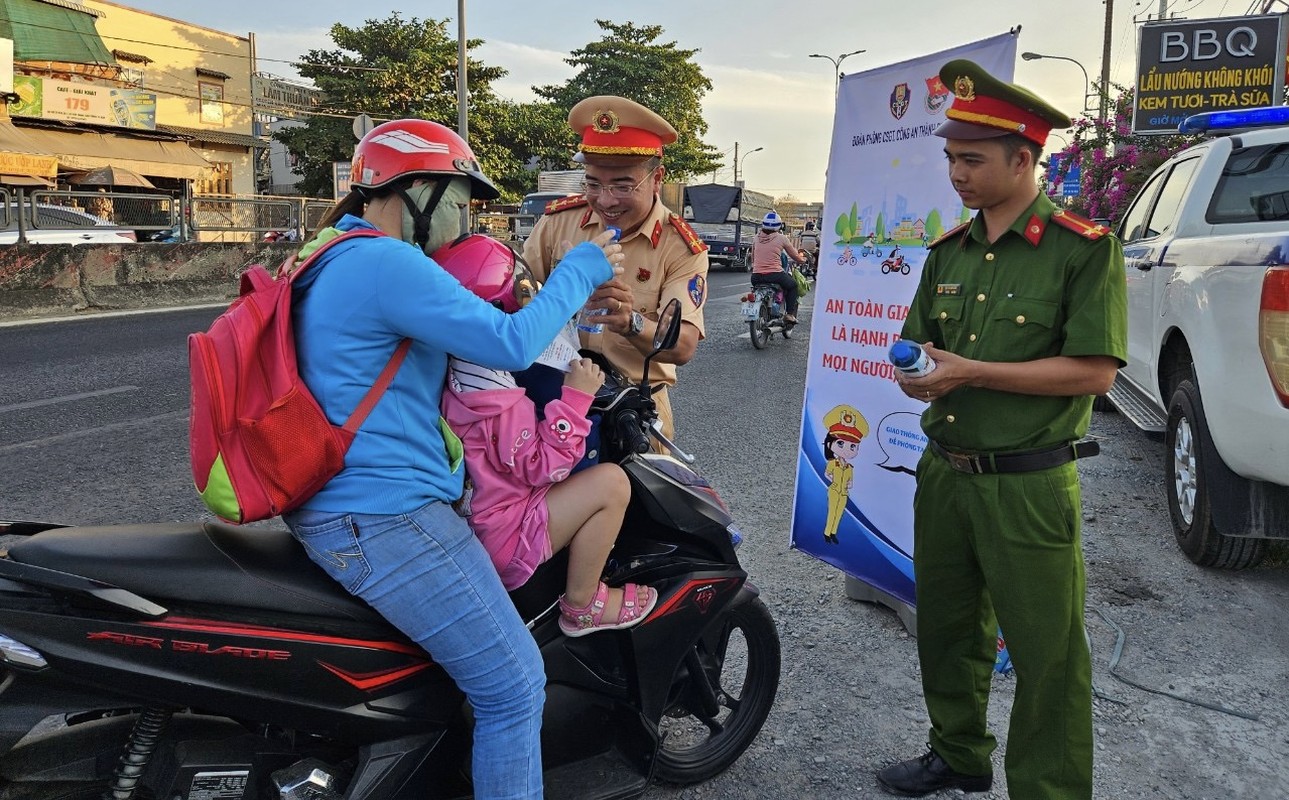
[876,60,1128,799]
[523,96,709,441]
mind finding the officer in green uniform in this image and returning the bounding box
[876,60,1128,799]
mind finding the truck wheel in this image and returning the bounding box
[1165,380,1266,569]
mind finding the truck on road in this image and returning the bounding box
[1105,107,1289,569]
[510,170,584,241]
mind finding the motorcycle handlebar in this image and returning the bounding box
[615,409,652,455]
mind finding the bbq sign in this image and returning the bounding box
[1133,14,1288,134]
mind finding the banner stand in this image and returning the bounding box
[844,574,916,634]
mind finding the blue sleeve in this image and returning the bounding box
[375,240,613,371]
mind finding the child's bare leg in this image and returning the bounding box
[545,463,630,615]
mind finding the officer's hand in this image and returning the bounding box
[897,343,975,402]
[586,277,635,333]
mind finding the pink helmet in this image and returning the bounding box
[431,234,538,313]
[350,119,499,200]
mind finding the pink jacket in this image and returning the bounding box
[441,359,595,589]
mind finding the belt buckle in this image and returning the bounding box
[944,449,983,474]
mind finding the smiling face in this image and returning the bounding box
[582,160,664,236]
[943,138,1032,213]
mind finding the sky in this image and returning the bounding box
[115,0,1265,201]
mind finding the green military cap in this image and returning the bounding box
[934,59,1072,147]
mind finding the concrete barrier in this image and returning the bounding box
[0,242,299,321]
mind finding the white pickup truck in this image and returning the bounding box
[1106,109,1289,569]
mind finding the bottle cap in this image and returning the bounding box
[606,226,622,241]
[888,340,921,367]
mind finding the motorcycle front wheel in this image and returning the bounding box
[749,304,770,350]
[654,597,781,785]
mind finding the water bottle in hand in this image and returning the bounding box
[889,340,937,378]
[577,226,622,334]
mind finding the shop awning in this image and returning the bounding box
[17,127,211,180]
[0,0,112,64]
[0,120,58,178]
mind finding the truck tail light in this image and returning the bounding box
[1259,267,1289,408]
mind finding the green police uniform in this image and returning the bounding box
[893,59,1128,800]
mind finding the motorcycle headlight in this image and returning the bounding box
[0,633,47,669]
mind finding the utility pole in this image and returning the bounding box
[733,141,741,184]
[456,0,470,231]
[1100,0,1114,125]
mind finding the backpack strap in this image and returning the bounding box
[285,226,410,434]
[342,337,412,435]
[281,227,387,281]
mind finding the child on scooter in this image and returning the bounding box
[436,234,657,637]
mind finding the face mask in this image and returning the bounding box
[401,177,471,255]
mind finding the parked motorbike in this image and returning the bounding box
[741,283,795,350]
[0,300,780,800]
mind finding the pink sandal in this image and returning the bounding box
[558,581,658,637]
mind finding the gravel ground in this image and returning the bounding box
[648,288,1289,799]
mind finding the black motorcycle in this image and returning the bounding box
[0,300,781,800]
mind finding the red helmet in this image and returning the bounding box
[431,234,539,313]
[350,119,499,200]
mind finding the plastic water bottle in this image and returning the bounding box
[888,340,937,378]
[576,226,621,335]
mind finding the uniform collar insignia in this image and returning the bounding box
[650,220,663,248]
[1022,213,1045,247]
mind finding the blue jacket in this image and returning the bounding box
[291,215,613,513]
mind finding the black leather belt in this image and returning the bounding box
[928,439,1100,474]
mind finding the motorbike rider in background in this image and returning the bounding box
[284,118,623,800]
[750,211,808,324]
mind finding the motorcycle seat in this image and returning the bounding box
[7,522,387,624]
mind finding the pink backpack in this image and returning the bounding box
[189,229,409,523]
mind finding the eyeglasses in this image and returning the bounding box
[580,173,653,198]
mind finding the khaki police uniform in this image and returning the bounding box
[896,60,1128,800]
[523,96,709,441]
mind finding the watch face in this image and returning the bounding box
[629,311,645,336]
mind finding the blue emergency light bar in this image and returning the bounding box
[1179,106,1289,134]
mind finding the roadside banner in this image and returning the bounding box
[790,33,1017,608]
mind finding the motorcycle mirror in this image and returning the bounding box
[637,298,683,398]
[652,298,682,352]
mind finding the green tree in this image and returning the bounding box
[925,208,943,240]
[875,211,885,241]
[276,13,529,198]
[533,20,721,181]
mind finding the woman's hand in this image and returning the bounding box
[564,357,605,395]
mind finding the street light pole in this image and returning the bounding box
[1021,51,1093,116]
[735,145,762,185]
[809,49,866,95]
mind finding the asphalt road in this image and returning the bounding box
[3,266,1288,798]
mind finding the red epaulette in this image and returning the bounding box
[1050,209,1111,240]
[545,194,589,215]
[928,222,969,249]
[667,213,708,254]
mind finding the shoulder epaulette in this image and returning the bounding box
[545,194,589,214]
[928,222,969,249]
[667,213,708,254]
[1050,209,1110,240]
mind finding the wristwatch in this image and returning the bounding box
[625,310,646,338]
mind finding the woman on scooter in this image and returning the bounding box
[435,235,657,638]
[284,119,623,800]
[750,211,808,324]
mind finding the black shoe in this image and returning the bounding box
[876,749,992,796]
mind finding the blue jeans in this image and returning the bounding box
[284,500,545,800]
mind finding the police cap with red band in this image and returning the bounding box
[569,95,678,166]
[934,59,1071,148]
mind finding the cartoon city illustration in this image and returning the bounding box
[831,200,971,272]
